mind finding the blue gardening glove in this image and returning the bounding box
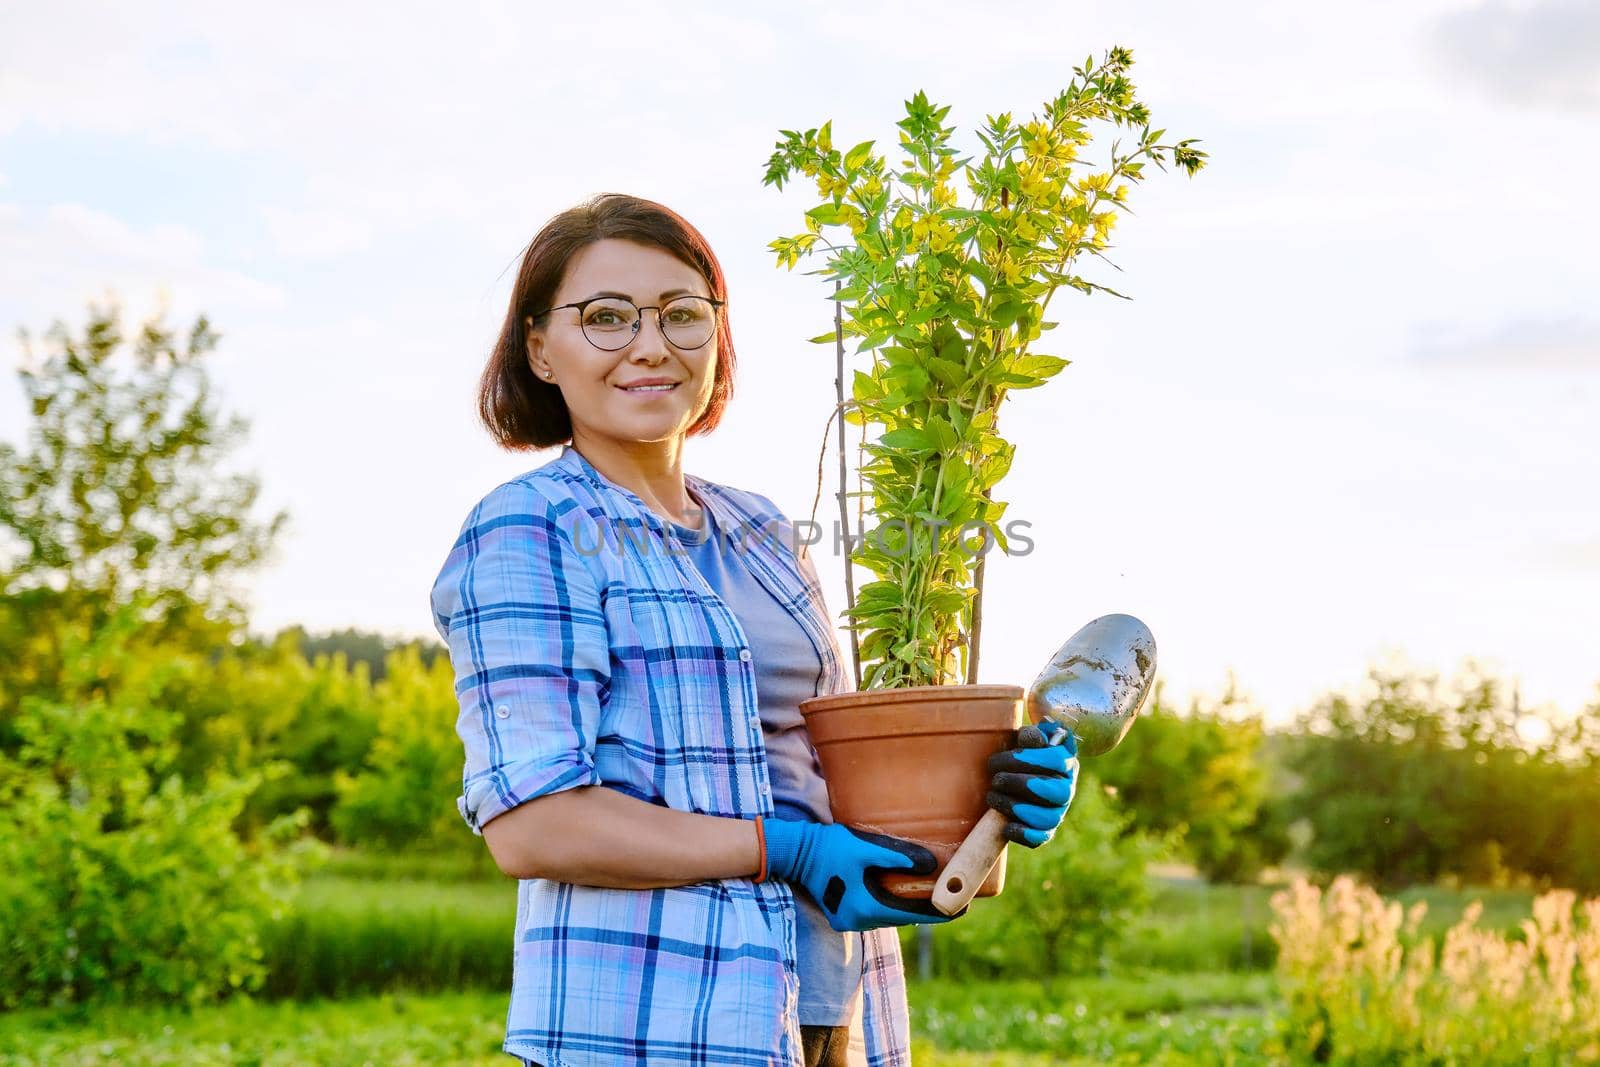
[985,720,1079,847]
[762,819,963,932]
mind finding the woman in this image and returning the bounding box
[429,193,1078,1066]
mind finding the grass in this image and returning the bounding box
[0,991,512,1067]
[260,875,515,998]
[0,978,1274,1066]
[910,973,1277,1064]
[5,852,1544,1063]
[1117,878,1281,972]
[260,861,1542,1000]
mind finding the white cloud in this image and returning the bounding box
[1429,0,1600,113]
[0,201,285,342]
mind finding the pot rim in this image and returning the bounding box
[800,682,1023,714]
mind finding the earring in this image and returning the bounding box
[542,370,553,379]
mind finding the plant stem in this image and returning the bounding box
[832,279,862,690]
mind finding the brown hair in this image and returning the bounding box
[478,193,736,450]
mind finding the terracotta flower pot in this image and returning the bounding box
[798,683,1025,899]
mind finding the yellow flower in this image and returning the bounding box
[1014,214,1038,242]
[861,175,883,199]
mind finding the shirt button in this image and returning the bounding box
[739,649,752,662]
[495,705,510,719]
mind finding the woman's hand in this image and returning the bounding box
[985,720,1079,847]
[762,819,962,932]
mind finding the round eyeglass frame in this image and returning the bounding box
[531,294,726,352]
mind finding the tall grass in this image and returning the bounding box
[1271,875,1600,1064]
[264,857,1545,999]
[260,875,515,998]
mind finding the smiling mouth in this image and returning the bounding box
[617,383,680,393]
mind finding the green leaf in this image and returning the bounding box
[844,140,876,171]
[807,331,839,345]
[979,448,1013,487]
[991,302,1025,328]
[927,357,967,389]
[924,415,958,451]
[856,581,903,606]
[879,427,932,450]
[926,587,970,614]
[852,370,882,403]
[1010,354,1071,381]
[806,203,848,225]
[855,327,893,352]
[994,371,1039,387]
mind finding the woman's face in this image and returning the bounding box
[527,238,719,453]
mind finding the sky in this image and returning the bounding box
[2,0,1597,724]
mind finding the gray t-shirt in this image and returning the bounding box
[668,490,863,1026]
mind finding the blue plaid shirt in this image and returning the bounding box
[429,445,912,1066]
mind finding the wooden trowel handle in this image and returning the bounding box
[931,809,1009,916]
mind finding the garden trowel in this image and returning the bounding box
[930,613,1158,916]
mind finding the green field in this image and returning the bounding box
[1,858,1543,1065]
[0,976,1277,1066]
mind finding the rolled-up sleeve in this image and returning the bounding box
[429,480,608,834]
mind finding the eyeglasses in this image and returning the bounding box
[532,294,725,352]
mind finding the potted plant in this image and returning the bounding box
[761,46,1205,897]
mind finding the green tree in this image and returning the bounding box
[260,623,448,683]
[1286,665,1600,892]
[145,629,382,836]
[0,302,288,729]
[331,644,470,852]
[1094,681,1290,883]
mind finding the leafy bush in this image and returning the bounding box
[1270,875,1600,1064]
[0,604,318,1008]
[330,645,465,852]
[910,778,1167,978]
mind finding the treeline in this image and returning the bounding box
[1094,668,1600,893]
[26,612,1586,898]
